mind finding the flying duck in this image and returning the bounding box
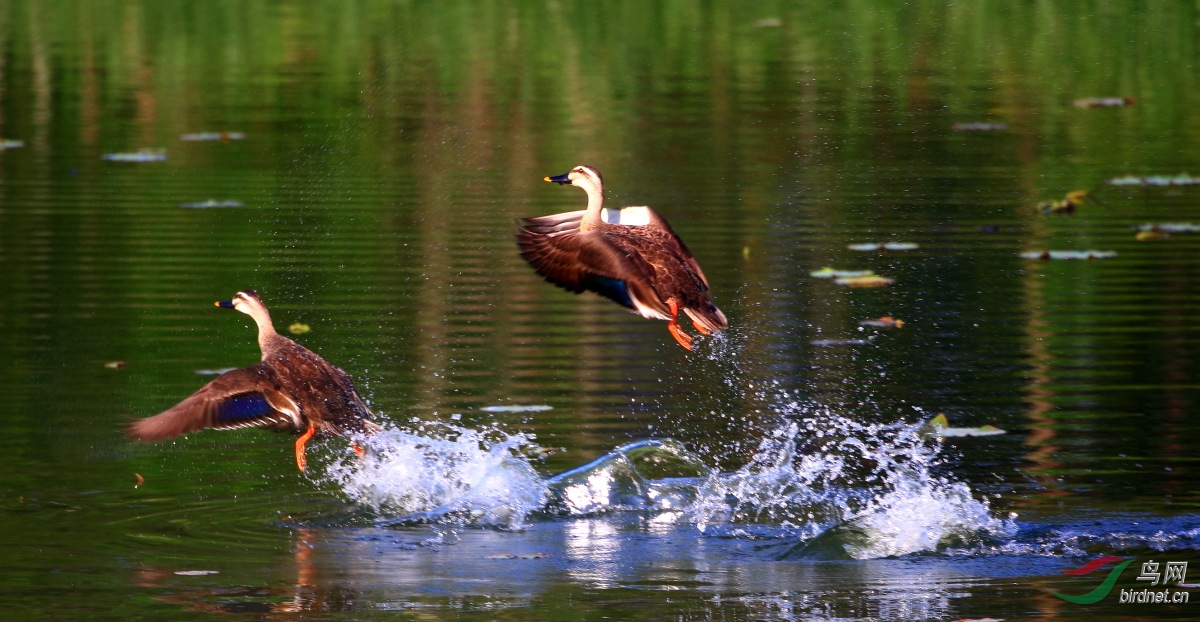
[517,165,727,350]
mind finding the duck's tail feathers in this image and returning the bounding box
[684,304,728,334]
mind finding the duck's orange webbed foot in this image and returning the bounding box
[691,319,713,336]
[352,441,367,459]
[667,300,695,351]
[668,322,694,350]
[294,424,316,472]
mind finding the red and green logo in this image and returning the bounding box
[1048,555,1134,604]
[1049,555,1192,605]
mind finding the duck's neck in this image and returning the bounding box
[578,183,605,232]
[250,310,279,357]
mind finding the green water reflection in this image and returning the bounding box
[1,1,1199,619]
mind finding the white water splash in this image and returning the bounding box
[322,423,550,529]
[320,400,1015,559]
[691,399,1017,558]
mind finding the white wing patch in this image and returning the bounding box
[214,415,292,431]
[603,206,654,226]
[629,293,671,321]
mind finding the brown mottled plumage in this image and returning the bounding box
[126,290,381,471]
[517,165,727,350]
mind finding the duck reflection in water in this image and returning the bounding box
[517,165,727,351]
[126,290,381,471]
[131,528,323,615]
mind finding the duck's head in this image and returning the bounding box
[215,290,267,316]
[545,165,604,194]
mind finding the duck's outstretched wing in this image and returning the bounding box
[517,225,670,317]
[517,210,586,236]
[126,365,300,441]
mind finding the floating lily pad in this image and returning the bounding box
[847,242,920,252]
[179,199,244,209]
[481,405,553,413]
[102,149,166,162]
[523,446,565,459]
[1107,173,1200,187]
[835,275,894,287]
[922,413,1006,438]
[1133,223,1200,233]
[951,122,1007,131]
[180,131,246,142]
[811,338,871,346]
[0,139,24,150]
[1020,250,1117,260]
[194,367,237,376]
[288,322,311,335]
[810,267,875,279]
[858,316,904,329]
[1036,190,1089,215]
[1073,96,1135,108]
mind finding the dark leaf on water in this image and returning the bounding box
[921,413,1006,438]
[180,132,246,142]
[859,316,904,329]
[847,242,919,252]
[952,122,1007,131]
[1020,250,1117,260]
[811,267,876,279]
[835,275,894,287]
[1037,190,1089,215]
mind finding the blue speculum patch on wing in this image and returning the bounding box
[216,392,275,425]
[585,275,634,308]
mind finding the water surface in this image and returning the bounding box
[1,1,1198,620]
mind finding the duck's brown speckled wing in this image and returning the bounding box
[639,216,713,291]
[125,365,299,441]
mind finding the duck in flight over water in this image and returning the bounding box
[126,290,381,471]
[516,165,727,350]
